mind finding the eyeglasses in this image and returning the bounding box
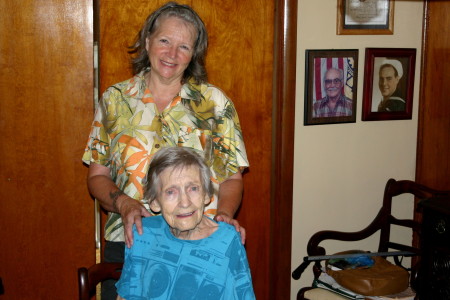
[324,78,342,85]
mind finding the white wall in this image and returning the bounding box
[291,0,425,298]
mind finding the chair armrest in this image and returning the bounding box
[307,209,386,256]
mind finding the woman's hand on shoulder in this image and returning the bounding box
[215,213,246,245]
[116,196,152,248]
[87,163,152,247]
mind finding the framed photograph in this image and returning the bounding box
[337,0,394,35]
[304,49,358,126]
[362,48,416,121]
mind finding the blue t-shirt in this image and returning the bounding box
[116,215,255,300]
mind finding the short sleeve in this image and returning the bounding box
[82,93,111,166]
[210,89,249,182]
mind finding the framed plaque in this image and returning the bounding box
[337,0,394,35]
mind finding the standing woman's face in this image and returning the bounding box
[146,16,196,84]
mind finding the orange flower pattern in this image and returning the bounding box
[82,71,249,241]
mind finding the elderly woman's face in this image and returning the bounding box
[146,16,196,84]
[151,165,209,238]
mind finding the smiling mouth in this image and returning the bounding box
[161,60,176,67]
[177,211,195,218]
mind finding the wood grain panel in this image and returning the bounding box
[99,0,277,298]
[0,0,95,298]
[197,2,274,296]
[271,0,297,298]
[414,0,450,251]
[416,0,450,190]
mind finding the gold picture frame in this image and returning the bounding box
[337,0,394,35]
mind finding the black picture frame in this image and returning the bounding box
[362,48,416,121]
[304,49,358,125]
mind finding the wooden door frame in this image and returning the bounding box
[271,0,297,298]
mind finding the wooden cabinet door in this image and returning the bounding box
[416,0,450,190]
[415,0,450,235]
[98,0,296,298]
[0,0,95,299]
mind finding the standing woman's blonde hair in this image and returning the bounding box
[128,1,208,84]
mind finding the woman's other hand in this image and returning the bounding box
[215,213,246,245]
[216,172,246,244]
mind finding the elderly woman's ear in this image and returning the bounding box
[149,199,161,213]
[204,195,212,206]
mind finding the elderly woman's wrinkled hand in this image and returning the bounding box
[116,196,152,248]
[215,213,246,245]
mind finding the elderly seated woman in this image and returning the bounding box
[115,147,255,300]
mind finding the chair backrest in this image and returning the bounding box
[377,178,449,254]
[78,262,123,300]
[304,178,450,285]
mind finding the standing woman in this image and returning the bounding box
[82,2,249,299]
